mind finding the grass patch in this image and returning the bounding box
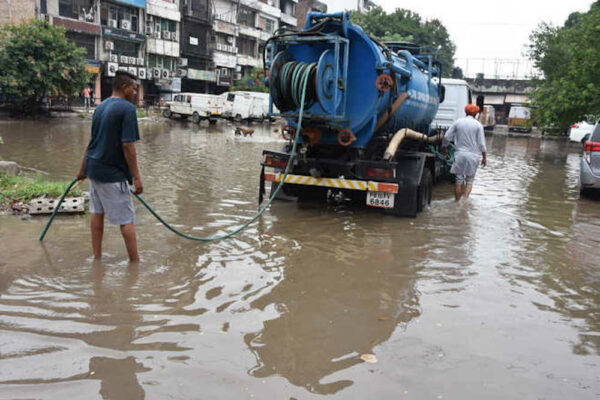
[136,109,148,118]
[0,172,82,203]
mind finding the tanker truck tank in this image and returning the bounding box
[260,12,452,216]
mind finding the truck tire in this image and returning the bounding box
[191,112,201,124]
[234,114,242,122]
[163,108,172,118]
[417,168,433,212]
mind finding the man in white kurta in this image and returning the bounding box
[442,104,487,200]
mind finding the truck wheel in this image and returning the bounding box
[234,114,242,122]
[417,168,433,213]
[163,108,172,118]
[191,112,201,124]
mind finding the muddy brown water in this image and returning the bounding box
[0,119,599,399]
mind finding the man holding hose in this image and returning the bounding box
[443,104,487,201]
[76,71,143,262]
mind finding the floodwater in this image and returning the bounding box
[0,119,599,399]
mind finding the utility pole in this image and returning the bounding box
[6,0,12,22]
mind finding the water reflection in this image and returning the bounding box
[243,210,425,394]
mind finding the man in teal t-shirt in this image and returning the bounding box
[76,71,143,262]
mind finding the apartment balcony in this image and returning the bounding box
[237,54,261,67]
[239,0,281,18]
[210,43,238,54]
[280,12,296,27]
[238,25,261,39]
[147,0,181,21]
[147,37,180,57]
[182,6,210,23]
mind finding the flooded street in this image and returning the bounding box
[1,119,599,399]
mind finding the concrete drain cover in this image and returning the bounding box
[29,197,85,215]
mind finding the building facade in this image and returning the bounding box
[296,0,326,30]
[179,0,213,93]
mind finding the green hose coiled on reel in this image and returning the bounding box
[40,61,314,243]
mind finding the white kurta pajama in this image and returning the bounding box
[443,115,487,184]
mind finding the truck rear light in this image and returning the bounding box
[366,167,394,179]
[584,141,600,163]
[571,124,579,128]
[264,155,288,169]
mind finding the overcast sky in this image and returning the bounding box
[324,0,594,77]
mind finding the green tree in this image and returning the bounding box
[230,67,268,93]
[527,2,600,132]
[0,19,90,116]
[350,6,456,77]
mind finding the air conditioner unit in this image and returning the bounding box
[109,19,118,28]
[161,69,169,79]
[104,41,114,51]
[109,54,118,63]
[228,45,233,53]
[145,26,154,35]
[129,56,137,65]
[107,62,118,77]
[226,36,233,44]
[234,72,242,80]
[118,65,128,72]
[137,57,144,66]
[216,43,223,51]
[172,32,178,42]
[177,69,187,77]
[178,58,188,67]
[155,23,161,32]
[120,20,130,30]
[153,31,161,39]
[162,31,171,40]
[138,68,146,79]
[128,67,137,76]
[147,15,153,23]
[120,55,128,64]
[152,68,161,79]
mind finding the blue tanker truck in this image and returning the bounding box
[259,12,453,217]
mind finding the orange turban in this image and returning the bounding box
[465,104,479,116]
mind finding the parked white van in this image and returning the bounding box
[163,93,227,124]
[221,91,279,121]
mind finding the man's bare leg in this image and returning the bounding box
[120,223,139,262]
[464,184,474,199]
[91,213,104,259]
[454,184,463,201]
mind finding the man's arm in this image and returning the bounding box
[77,148,87,180]
[122,142,143,194]
[478,123,487,167]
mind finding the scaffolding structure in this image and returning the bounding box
[454,58,539,80]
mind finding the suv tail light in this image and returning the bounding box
[584,141,600,164]
[366,167,395,179]
[571,124,579,129]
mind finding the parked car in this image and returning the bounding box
[580,121,600,195]
[569,115,597,143]
[221,91,278,121]
[508,105,532,132]
[163,93,226,124]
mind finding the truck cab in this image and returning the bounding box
[432,79,473,131]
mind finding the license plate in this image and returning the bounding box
[366,191,394,209]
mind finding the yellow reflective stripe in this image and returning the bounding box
[294,175,304,184]
[357,182,367,190]
[347,181,356,190]
[325,178,335,187]
[368,182,377,191]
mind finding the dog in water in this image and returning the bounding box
[235,127,254,137]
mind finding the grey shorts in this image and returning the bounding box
[455,174,476,185]
[89,179,135,225]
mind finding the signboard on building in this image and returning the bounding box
[102,27,146,43]
[86,61,101,74]
[113,0,146,8]
[217,76,232,86]
[187,69,216,82]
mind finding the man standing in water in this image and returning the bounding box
[76,71,143,262]
[443,104,487,201]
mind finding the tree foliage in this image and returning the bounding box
[527,2,600,131]
[230,67,268,93]
[350,6,456,77]
[0,19,90,115]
